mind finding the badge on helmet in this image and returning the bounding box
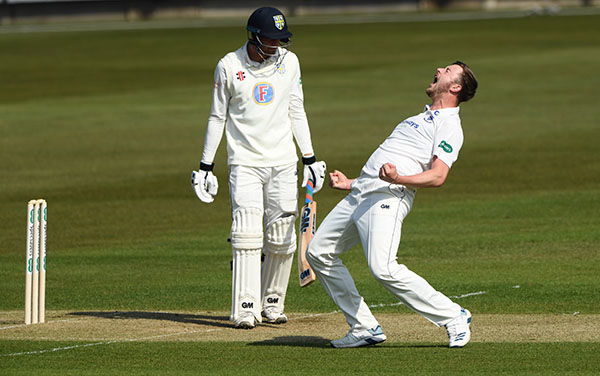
[273,15,285,31]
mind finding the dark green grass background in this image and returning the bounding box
[1,12,599,374]
[2,341,599,375]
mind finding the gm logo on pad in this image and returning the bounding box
[253,82,274,105]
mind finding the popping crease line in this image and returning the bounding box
[1,290,485,357]
[0,328,218,357]
[294,290,486,320]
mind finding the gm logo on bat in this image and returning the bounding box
[300,207,313,233]
[300,268,312,280]
[253,82,274,105]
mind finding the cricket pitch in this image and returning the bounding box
[1,311,598,345]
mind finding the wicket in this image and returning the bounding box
[25,199,47,325]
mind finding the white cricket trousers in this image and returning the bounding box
[228,163,298,322]
[307,176,462,331]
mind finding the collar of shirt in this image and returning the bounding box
[242,41,279,68]
[423,104,460,117]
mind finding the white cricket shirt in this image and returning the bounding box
[201,43,314,167]
[361,105,464,179]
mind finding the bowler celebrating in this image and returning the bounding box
[191,7,325,329]
[307,62,478,348]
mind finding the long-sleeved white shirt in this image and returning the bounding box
[201,43,314,167]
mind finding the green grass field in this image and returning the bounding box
[1,11,600,375]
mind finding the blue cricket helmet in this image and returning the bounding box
[246,7,292,42]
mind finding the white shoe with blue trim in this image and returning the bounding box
[446,308,472,348]
[330,325,387,348]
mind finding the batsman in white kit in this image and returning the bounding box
[191,7,326,329]
[307,62,478,348]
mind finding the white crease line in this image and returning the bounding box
[451,291,487,299]
[295,290,486,319]
[1,328,218,357]
[294,310,341,320]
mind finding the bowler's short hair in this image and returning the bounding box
[453,61,478,103]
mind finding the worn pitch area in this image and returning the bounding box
[1,311,598,344]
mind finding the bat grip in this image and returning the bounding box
[305,177,314,204]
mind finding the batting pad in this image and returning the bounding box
[264,214,296,255]
[231,248,262,323]
[231,207,263,250]
[261,251,294,313]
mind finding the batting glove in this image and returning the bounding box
[191,162,219,203]
[301,156,327,194]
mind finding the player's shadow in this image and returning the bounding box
[70,311,232,328]
[250,336,446,349]
[250,336,331,348]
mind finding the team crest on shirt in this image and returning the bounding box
[273,15,285,30]
[253,82,274,105]
[276,63,286,76]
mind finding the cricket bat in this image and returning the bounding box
[298,177,317,287]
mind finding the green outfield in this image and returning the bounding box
[1,11,599,375]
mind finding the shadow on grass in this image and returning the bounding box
[70,311,232,328]
[250,337,447,349]
[249,336,331,348]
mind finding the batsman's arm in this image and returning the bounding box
[192,61,229,203]
[289,54,315,159]
[201,60,229,165]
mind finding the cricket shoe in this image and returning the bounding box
[234,313,257,329]
[446,308,472,348]
[262,307,288,324]
[330,325,386,348]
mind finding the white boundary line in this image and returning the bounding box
[1,290,485,357]
[1,8,599,34]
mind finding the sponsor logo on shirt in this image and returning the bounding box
[273,15,285,30]
[424,110,440,123]
[236,71,246,81]
[253,82,274,105]
[438,141,453,153]
[400,120,420,129]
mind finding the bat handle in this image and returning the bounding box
[305,177,314,204]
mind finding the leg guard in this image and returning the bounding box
[230,207,263,324]
[261,215,296,313]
